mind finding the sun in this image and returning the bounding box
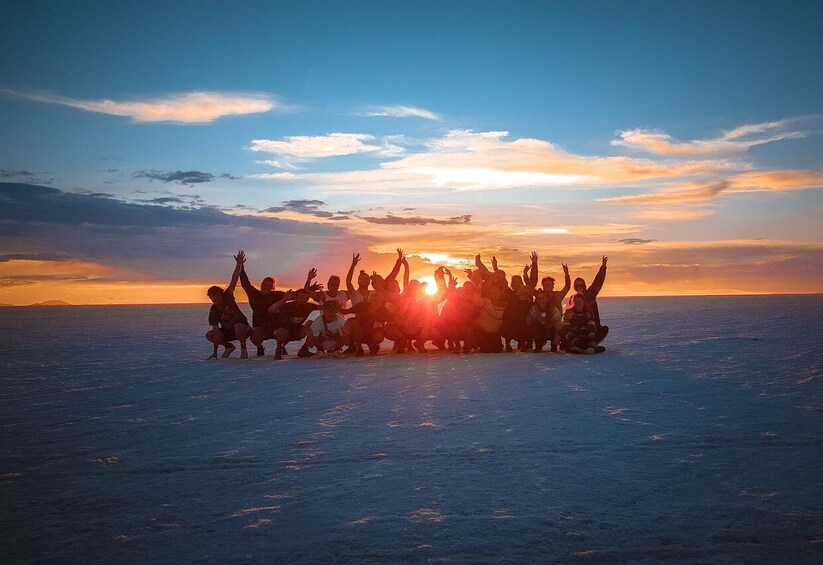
[418,276,439,296]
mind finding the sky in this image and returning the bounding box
[1,0,822,304]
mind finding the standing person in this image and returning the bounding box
[269,288,320,359]
[205,256,250,359]
[235,250,286,357]
[571,256,609,345]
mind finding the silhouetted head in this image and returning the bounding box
[370,273,385,291]
[573,277,587,294]
[571,294,586,312]
[535,289,548,307]
[407,280,421,295]
[327,275,341,293]
[387,279,401,294]
[207,286,224,306]
[295,288,310,304]
[516,285,532,301]
[357,270,371,289]
[511,275,524,291]
[542,276,555,292]
[260,276,275,295]
[462,280,475,293]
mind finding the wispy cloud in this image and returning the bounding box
[601,170,823,205]
[0,89,280,123]
[357,105,440,120]
[248,133,383,159]
[134,170,239,186]
[612,116,820,158]
[360,214,471,226]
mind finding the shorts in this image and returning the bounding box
[283,325,305,342]
[254,321,278,339]
[219,324,248,342]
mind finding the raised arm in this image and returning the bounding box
[588,256,608,298]
[227,250,245,293]
[385,248,404,282]
[346,253,360,295]
[529,251,539,288]
[523,264,535,289]
[559,263,571,298]
[475,254,491,278]
[267,290,294,314]
[401,256,409,292]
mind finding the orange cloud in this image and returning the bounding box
[601,170,823,205]
[612,116,819,157]
[253,129,739,192]
[1,89,280,123]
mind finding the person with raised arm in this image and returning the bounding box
[570,256,609,346]
[268,287,320,359]
[543,263,571,352]
[236,251,286,357]
[205,252,251,359]
[470,268,507,353]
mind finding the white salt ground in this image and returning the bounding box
[0,296,821,563]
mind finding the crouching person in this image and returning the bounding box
[269,288,319,360]
[206,285,250,359]
[526,290,554,352]
[561,294,602,355]
[307,301,351,358]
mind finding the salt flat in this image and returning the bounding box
[1,296,821,563]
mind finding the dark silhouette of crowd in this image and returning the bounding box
[206,250,608,360]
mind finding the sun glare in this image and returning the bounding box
[418,276,439,295]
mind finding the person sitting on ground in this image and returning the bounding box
[268,288,319,359]
[206,257,250,359]
[562,294,598,354]
[572,256,609,345]
[235,250,286,357]
[526,290,554,352]
[307,301,351,358]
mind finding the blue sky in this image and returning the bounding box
[1,0,822,302]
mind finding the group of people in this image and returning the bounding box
[205,250,609,360]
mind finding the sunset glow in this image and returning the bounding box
[1,2,821,305]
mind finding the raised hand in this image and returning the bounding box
[285,289,296,300]
[492,256,498,271]
[307,268,318,280]
[233,250,246,266]
[396,248,404,260]
[530,251,538,264]
[309,282,324,292]
[602,256,608,267]
[562,263,569,272]
[352,253,361,266]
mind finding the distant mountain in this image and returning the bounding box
[32,300,73,306]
